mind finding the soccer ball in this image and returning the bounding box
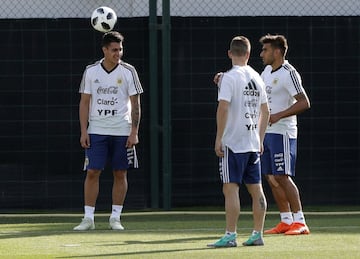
[91,6,117,33]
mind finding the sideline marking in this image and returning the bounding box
[1,211,360,217]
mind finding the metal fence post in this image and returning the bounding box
[149,0,159,209]
[162,0,172,210]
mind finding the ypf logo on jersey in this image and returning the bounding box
[243,79,260,97]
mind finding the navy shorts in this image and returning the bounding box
[219,146,261,184]
[261,133,297,176]
[83,134,138,171]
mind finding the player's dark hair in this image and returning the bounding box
[259,34,288,56]
[102,31,124,47]
[229,36,250,56]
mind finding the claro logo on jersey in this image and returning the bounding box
[97,97,118,105]
[243,80,260,97]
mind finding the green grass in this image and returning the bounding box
[0,210,360,258]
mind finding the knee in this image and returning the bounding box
[86,170,101,181]
[222,183,238,196]
[273,175,290,186]
[113,170,127,182]
[266,175,280,188]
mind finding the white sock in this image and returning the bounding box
[252,230,260,236]
[293,211,306,224]
[225,231,236,236]
[110,205,123,219]
[84,206,95,221]
[280,212,293,225]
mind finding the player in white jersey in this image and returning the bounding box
[208,36,270,248]
[74,31,143,231]
[259,34,311,235]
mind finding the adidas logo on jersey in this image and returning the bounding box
[243,79,260,97]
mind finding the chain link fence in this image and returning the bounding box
[169,0,360,16]
[1,0,359,18]
[0,0,149,18]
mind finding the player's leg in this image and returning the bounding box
[109,169,127,230]
[266,174,291,212]
[243,183,266,246]
[273,135,309,235]
[223,182,240,233]
[274,176,309,234]
[242,152,266,246]
[207,183,239,248]
[112,169,128,205]
[74,134,108,231]
[273,175,301,212]
[84,169,102,207]
[247,183,267,232]
[108,136,135,230]
[207,147,239,248]
[261,133,293,234]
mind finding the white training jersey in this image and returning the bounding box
[218,65,268,153]
[261,60,306,138]
[79,59,143,136]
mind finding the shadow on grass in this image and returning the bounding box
[55,235,223,258]
[100,235,220,246]
[55,247,214,258]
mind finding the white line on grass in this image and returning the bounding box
[1,211,360,217]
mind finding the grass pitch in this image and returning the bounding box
[0,210,359,258]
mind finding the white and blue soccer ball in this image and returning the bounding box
[91,6,117,33]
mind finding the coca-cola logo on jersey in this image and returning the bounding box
[97,86,118,95]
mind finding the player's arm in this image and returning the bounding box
[79,93,91,148]
[258,102,270,154]
[270,92,310,125]
[127,94,141,148]
[215,100,229,157]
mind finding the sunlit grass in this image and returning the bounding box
[0,210,359,258]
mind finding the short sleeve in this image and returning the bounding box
[286,69,305,97]
[218,73,233,102]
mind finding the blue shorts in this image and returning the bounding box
[83,134,138,171]
[219,147,261,184]
[261,133,297,176]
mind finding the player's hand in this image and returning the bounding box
[269,113,282,125]
[259,143,264,155]
[126,134,139,148]
[213,72,223,86]
[214,139,224,157]
[80,133,90,148]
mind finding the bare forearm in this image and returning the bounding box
[270,93,310,125]
[279,101,309,118]
[259,103,270,143]
[216,106,227,140]
[130,95,141,135]
[278,93,310,118]
[215,101,228,157]
[79,103,89,133]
